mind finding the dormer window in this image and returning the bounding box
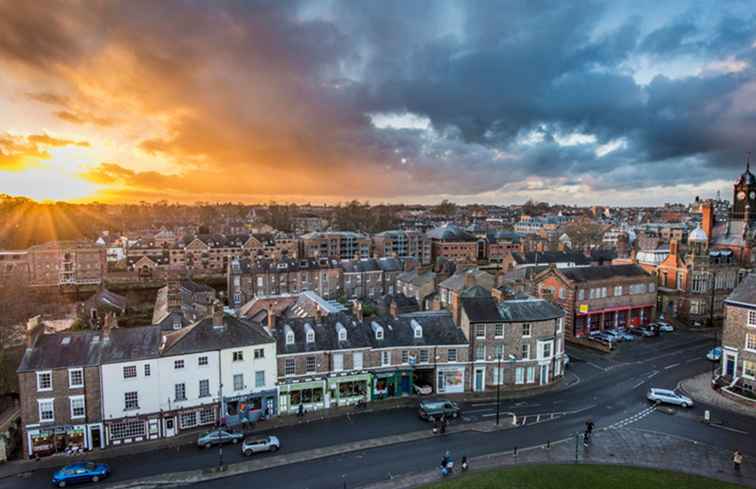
[305,324,315,344]
[336,322,347,342]
[411,320,423,339]
[371,321,384,340]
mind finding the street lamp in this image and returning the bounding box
[496,354,517,425]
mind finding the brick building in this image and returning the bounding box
[372,230,431,266]
[27,241,106,287]
[720,273,756,394]
[534,264,656,341]
[426,224,480,265]
[228,257,342,307]
[17,318,105,458]
[301,232,371,260]
[459,296,565,392]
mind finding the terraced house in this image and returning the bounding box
[721,273,756,398]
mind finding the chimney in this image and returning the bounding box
[353,301,363,321]
[701,201,714,240]
[267,303,276,330]
[389,299,398,319]
[463,271,476,290]
[669,239,679,259]
[25,316,42,349]
[212,300,224,329]
[314,306,323,324]
[102,312,117,341]
[166,272,182,312]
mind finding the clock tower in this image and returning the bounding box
[732,155,756,222]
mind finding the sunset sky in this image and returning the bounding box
[1,1,756,205]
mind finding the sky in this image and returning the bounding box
[1,0,756,206]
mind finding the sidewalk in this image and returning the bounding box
[0,372,577,479]
[680,372,756,419]
[359,427,756,489]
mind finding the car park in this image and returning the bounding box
[418,400,461,420]
[707,346,723,361]
[646,388,694,407]
[242,435,280,456]
[197,429,244,448]
[51,462,110,488]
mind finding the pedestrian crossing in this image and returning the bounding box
[608,404,657,429]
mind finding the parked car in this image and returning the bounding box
[418,400,461,420]
[604,330,623,342]
[707,346,723,361]
[619,332,636,341]
[51,462,110,488]
[197,429,244,448]
[242,435,280,456]
[647,388,694,407]
[640,327,657,337]
[413,384,433,395]
[629,328,645,336]
[657,322,674,332]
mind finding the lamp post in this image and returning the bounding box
[495,353,502,425]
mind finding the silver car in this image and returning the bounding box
[242,435,280,456]
[647,388,693,408]
[197,429,244,448]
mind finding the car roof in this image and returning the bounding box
[651,388,675,394]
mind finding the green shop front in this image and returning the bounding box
[371,369,413,400]
[326,372,371,407]
[278,379,326,415]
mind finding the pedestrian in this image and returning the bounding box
[297,403,304,418]
[461,455,468,472]
[734,450,743,475]
[586,420,594,434]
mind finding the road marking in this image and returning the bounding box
[608,405,657,429]
[686,357,700,364]
[631,380,645,390]
[586,362,607,371]
[470,402,498,407]
[708,424,749,435]
[465,408,494,414]
[664,362,680,370]
[647,370,659,380]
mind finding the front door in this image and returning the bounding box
[165,418,176,437]
[474,368,485,392]
[89,426,102,449]
[400,375,410,395]
[540,364,550,385]
[725,353,736,377]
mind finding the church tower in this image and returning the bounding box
[732,154,756,222]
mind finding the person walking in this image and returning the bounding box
[297,403,304,418]
[734,450,743,475]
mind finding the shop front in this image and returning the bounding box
[223,389,278,426]
[327,373,371,407]
[278,379,326,414]
[26,423,94,458]
[371,370,413,399]
[436,366,465,394]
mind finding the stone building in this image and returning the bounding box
[27,241,106,287]
[720,273,756,395]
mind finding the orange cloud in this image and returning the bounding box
[27,134,89,147]
[0,133,90,171]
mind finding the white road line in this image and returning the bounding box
[466,408,494,414]
[647,370,660,379]
[470,402,498,407]
[664,362,681,370]
[586,362,607,371]
[709,424,749,435]
[686,358,700,364]
[631,380,645,390]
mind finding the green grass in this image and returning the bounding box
[424,464,745,489]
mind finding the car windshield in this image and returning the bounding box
[84,462,96,471]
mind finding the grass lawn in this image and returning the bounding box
[424,464,746,489]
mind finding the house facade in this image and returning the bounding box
[721,273,756,395]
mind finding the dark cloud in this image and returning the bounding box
[2,0,756,202]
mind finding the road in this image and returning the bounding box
[5,329,753,489]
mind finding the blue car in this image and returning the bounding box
[51,462,110,487]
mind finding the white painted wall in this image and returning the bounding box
[157,351,221,412]
[219,342,277,397]
[101,359,160,420]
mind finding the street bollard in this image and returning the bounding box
[704,409,710,423]
[546,440,551,449]
[513,446,518,458]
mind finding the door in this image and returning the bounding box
[400,375,410,395]
[165,418,176,438]
[540,364,550,385]
[474,368,484,392]
[725,353,736,377]
[89,426,102,449]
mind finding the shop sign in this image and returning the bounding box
[579,304,589,313]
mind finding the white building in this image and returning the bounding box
[99,305,277,446]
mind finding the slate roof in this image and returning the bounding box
[181,279,215,294]
[426,223,476,242]
[236,257,339,274]
[558,264,651,283]
[459,285,492,299]
[161,315,274,357]
[84,288,128,313]
[460,297,502,323]
[725,272,756,306]
[397,270,436,287]
[273,313,372,355]
[498,298,564,322]
[100,326,161,364]
[340,258,380,273]
[512,251,590,266]
[18,330,103,372]
[439,270,495,291]
[377,257,402,272]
